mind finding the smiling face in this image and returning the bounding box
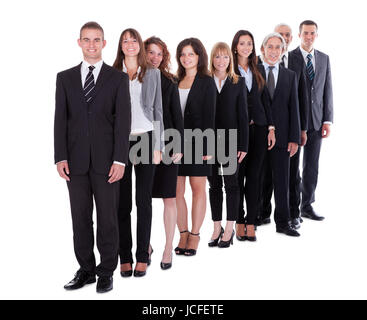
[275,25,293,50]
[179,45,199,71]
[213,50,230,73]
[236,35,253,59]
[78,28,106,63]
[146,43,163,68]
[121,32,140,57]
[262,37,283,65]
[299,24,318,51]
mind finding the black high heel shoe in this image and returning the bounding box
[245,224,257,242]
[218,230,235,248]
[120,263,133,278]
[208,227,224,247]
[175,230,189,255]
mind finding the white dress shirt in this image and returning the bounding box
[123,61,154,135]
[262,61,280,87]
[213,75,227,93]
[179,88,190,116]
[238,65,253,91]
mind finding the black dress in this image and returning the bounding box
[152,73,184,198]
[178,74,216,177]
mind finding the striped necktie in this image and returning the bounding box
[306,53,315,81]
[84,65,95,103]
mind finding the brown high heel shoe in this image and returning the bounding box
[184,232,200,256]
[175,230,189,255]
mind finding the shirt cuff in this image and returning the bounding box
[56,160,67,164]
[323,121,332,125]
[114,161,125,166]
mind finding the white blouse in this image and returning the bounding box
[179,88,190,117]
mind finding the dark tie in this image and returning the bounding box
[84,65,95,103]
[280,55,285,67]
[306,53,315,81]
[267,66,275,99]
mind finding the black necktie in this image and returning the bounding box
[280,55,285,67]
[84,65,95,103]
[267,66,275,99]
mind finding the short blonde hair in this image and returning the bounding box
[210,42,239,84]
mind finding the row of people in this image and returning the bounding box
[54,20,333,293]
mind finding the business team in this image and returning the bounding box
[54,19,333,292]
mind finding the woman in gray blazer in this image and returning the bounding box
[113,28,164,278]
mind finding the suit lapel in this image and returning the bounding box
[273,66,284,100]
[71,63,88,107]
[185,73,200,111]
[313,49,321,85]
[92,63,112,100]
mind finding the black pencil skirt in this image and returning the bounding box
[152,163,179,198]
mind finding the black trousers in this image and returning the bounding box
[118,132,156,264]
[208,162,239,222]
[237,125,268,225]
[301,128,322,211]
[67,169,120,277]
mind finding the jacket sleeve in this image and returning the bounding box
[54,73,68,163]
[202,78,216,156]
[288,72,301,144]
[237,79,249,152]
[323,55,334,123]
[113,73,131,164]
[152,70,165,151]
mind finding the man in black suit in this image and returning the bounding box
[290,20,333,221]
[54,22,131,293]
[259,24,308,229]
[259,33,301,236]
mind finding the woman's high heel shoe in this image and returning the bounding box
[175,230,189,255]
[208,227,224,247]
[235,223,246,241]
[184,232,200,256]
[120,263,133,278]
[245,224,257,242]
[218,230,235,248]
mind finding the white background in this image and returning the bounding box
[0,0,366,300]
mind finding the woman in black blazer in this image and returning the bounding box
[207,42,248,248]
[113,28,163,278]
[231,30,276,241]
[144,36,184,270]
[174,38,216,256]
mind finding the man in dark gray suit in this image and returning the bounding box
[290,20,333,221]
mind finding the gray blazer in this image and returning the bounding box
[141,67,164,151]
[291,47,333,131]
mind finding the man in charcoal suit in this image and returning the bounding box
[54,22,131,293]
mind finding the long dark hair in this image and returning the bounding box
[113,28,147,82]
[231,30,265,90]
[176,38,209,82]
[144,36,174,82]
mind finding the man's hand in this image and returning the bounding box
[268,130,276,150]
[288,142,299,157]
[57,161,70,181]
[300,130,307,146]
[108,163,125,183]
[237,151,247,163]
[321,124,331,138]
[171,153,183,163]
[153,150,162,164]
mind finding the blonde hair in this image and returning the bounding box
[210,42,239,84]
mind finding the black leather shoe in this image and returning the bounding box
[301,208,324,221]
[64,270,95,290]
[160,261,172,270]
[276,225,300,237]
[208,227,224,247]
[96,276,113,293]
[134,269,146,277]
[291,218,301,230]
[256,217,271,226]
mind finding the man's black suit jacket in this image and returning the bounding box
[54,62,131,175]
[258,64,301,148]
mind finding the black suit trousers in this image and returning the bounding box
[66,169,120,277]
[208,162,239,222]
[301,128,322,211]
[118,132,156,264]
[237,125,268,225]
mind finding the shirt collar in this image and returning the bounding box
[82,59,103,72]
[238,64,252,76]
[122,60,141,74]
[300,46,315,59]
[263,61,279,72]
